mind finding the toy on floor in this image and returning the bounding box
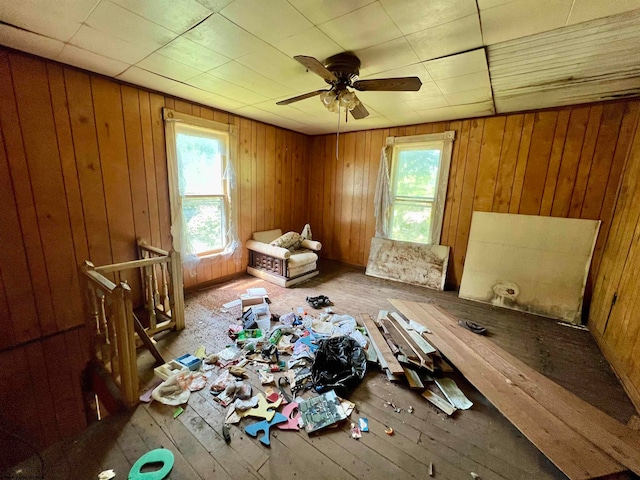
[238,393,282,421]
[128,448,174,480]
[276,401,301,431]
[245,412,288,446]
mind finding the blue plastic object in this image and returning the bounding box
[175,353,202,371]
[128,448,174,480]
[244,412,287,446]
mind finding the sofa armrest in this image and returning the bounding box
[301,239,322,251]
[246,239,291,259]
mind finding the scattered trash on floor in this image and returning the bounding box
[173,406,184,419]
[98,469,116,480]
[358,417,369,432]
[384,426,394,436]
[350,422,362,439]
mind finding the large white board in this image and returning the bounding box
[459,212,600,323]
[366,237,450,291]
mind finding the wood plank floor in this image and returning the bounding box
[5,260,638,480]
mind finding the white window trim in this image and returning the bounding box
[385,131,455,245]
[163,108,239,264]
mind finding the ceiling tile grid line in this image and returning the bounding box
[0,0,640,134]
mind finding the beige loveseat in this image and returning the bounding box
[246,228,322,287]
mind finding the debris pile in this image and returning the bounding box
[362,310,474,416]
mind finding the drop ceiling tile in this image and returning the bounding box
[203,92,248,112]
[423,48,487,80]
[405,95,449,111]
[435,70,490,94]
[356,37,421,78]
[57,44,129,77]
[318,2,403,51]
[220,0,312,44]
[452,100,495,118]
[479,0,573,45]
[234,105,308,129]
[237,44,320,92]
[136,53,201,81]
[195,0,234,12]
[85,1,175,49]
[157,37,231,72]
[117,65,183,92]
[188,73,269,103]
[288,0,376,25]
[445,87,493,106]
[0,0,97,42]
[407,14,483,61]
[273,27,342,61]
[208,61,294,99]
[385,110,423,125]
[70,25,154,64]
[0,23,64,59]
[414,106,458,122]
[184,13,265,59]
[568,0,640,24]
[110,0,212,34]
[381,0,478,35]
[166,83,218,104]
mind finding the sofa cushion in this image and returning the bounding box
[253,229,282,244]
[289,262,317,277]
[270,231,302,250]
[288,250,318,268]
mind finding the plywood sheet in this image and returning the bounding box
[459,212,599,323]
[366,237,449,290]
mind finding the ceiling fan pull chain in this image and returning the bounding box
[336,104,341,160]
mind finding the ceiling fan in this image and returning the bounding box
[276,52,423,120]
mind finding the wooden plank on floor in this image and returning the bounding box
[389,299,627,480]
[430,302,640,476]
[360,313,404,375]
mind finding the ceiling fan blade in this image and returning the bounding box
[294,55,338,83]
[353,76,422,92]
[350,96,369,119]
[276,89,329,105]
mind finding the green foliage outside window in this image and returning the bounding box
[390,147,441,243]
[176,131,226,254]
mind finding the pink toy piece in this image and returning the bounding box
[276,401,301,430]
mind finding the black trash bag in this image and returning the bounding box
[311,336,367,397]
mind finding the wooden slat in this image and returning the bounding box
[519,111,558,215]
[360,313,404,375]
[390,299,627,480]
[473,116,505,212]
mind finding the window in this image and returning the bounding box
[175,124,227,255]
[164,108,238,262]
[386,131,455,245]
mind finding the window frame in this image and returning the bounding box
[174,122,229,257]
[163,108,238,260]
[386,131,455,245]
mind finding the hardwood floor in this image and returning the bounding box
[5,260,637,480]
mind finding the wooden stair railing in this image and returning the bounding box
[80,241,185,407]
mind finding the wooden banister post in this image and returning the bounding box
[112,282,138,407]
[169,249,185,331]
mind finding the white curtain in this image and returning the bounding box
[165,118,200,273]
[373,145,392,238]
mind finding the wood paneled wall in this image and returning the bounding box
[0,48,308,466]
[589,110,640,412]
[307,100,640,293]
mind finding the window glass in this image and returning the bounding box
[389,141,446,245]
[182,197,225,253]
[175,124,228,255]
[395,147,441,199]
